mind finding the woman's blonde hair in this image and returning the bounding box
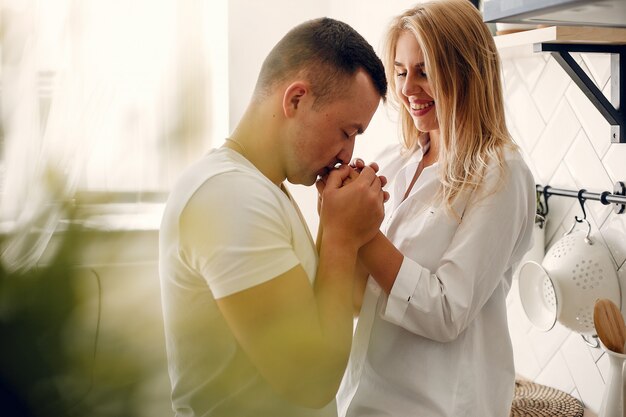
[383,0,517,217]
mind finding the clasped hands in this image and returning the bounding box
[315,158,389,201]
[315,159,389,247]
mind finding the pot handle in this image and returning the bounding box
[564,217,593,245]
[581,333,600,348]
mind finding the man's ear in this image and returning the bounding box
[282,82,309,118]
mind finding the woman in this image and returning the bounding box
[334,1,536,416]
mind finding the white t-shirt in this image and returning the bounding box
[338,143,535,417]
[159,147,336,417]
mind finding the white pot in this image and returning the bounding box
[519,227,620,334]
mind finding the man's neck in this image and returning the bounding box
[228,105,286,186]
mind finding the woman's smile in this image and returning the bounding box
[409,100,435,117]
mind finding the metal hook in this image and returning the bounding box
[565,216,593,244]
[582,333,600,349]
[565,189,593,244]
[536,190,544,215]
[541,185,551,217]
[575,189,587,223]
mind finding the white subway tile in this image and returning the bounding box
[528,322,570,368]
[501,58,519,97]
[532,57,572,122]
[513,54,547,92]
[581,53,611,94]
[561,333,605,413]
[565,83,611,158]
[535,351,576,394]
[589,344,605,363]
[596,351,609,383]
[531,100,580,186]
[564,130,613,226]
[600,213,626,269]
[603,144,626,184]
[504,68,546,151]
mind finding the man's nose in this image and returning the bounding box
[337,137,356,165]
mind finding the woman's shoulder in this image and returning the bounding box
[473,147,534,201]
[502,147,533,178]
[483,147,529,175]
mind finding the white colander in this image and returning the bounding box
[519,222,620,334]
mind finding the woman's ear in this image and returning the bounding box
[282,82,309,118]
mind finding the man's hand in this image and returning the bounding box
[318,165,385,249]
[315,160,389,213]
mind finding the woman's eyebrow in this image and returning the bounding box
[394,61,425,68]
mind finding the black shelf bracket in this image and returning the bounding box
[533,43,625,144]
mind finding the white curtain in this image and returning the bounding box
[0,0,221,272]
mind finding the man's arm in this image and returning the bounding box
[215,166,384,407]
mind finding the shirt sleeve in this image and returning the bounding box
[382,158,536,342]
[178,172,300,299]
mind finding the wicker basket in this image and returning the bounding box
[510,380,584,417]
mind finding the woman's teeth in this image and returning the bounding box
[411,101,434,110]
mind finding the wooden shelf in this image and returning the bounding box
[494,26,626,144]
[494,25,626,50]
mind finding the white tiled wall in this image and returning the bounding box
[502,45,626,414]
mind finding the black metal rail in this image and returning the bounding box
[536,182,626,215]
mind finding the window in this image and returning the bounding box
[0,0,228,270]
[0,0,228,205]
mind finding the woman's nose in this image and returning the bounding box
[402,75,422,97]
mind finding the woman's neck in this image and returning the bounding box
[420,130,439,168]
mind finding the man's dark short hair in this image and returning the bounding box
[254,17,387,106]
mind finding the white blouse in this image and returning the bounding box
[338,143,535,417]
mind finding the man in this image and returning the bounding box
[159,17,387,417]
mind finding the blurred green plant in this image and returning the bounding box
[0,220,145,417]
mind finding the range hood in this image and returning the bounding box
[482,0,626,28]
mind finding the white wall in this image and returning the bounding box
[205,0,230,148]
[226,0,415,233]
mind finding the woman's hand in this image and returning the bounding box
[347,158,389,201]
[315,160,389,215]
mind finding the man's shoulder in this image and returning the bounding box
[171,148,277,204]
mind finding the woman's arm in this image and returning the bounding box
[316,161,391,314]
[358,231,403,295]
[352,259,371,316]
[359,160,535,342]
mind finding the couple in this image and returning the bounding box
[159,1,536,416]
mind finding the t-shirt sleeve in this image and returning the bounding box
[178,172,300,299]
